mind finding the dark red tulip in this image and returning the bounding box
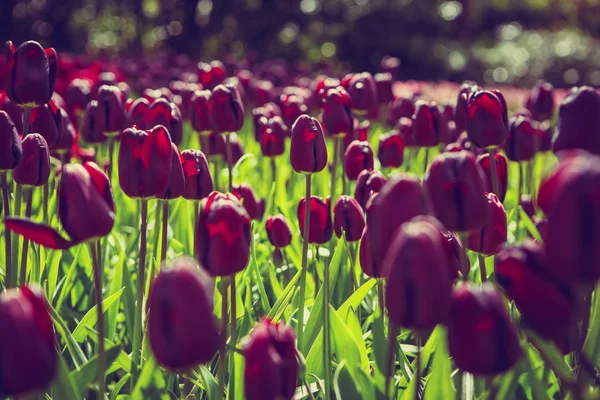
[412,101,440,147]
[333,196,365,241]
[354,169,386,210]
[476,152,508,202]
[55,106,77,151]
[398,117,415,147]
[342,119,369,151]
[181,150,213,200]
[222,132,244,164]
[465,90,508,148]
[553,87,600,155]
[386,97,415,127]
[191,90,211,134]
[0,92,24,134]
[378,131,405,168]
[374,72,394,104]
[321,87,353,137]
[344,140,374,181]
[208,84,244,134]
[14,134,50,187]
[425,151,490,232]
[81,101,105,143]
[260,116,288,157]
[454,81,479,133]
[196,192,251,276]
[504,116,537,162]
[266,214,293,248]
[281,95,308,128]
[146,98,183,145]
[148,258,218,370]
[383,219,452,329]
[200,132,226,157]
[533,120,553,152]
[4,41,57,107]
[0,110,22,170]
[253,80,274,106]
[466,192,507,255]
[290,115,327,174]
[243,319,298,400]
[127,97,150,129]
[525,80,555,122]
[253,110,269,141]
[520,195,536,219]
[367,174,429,276]
[96,85,126,135]
[0,285,56,397]
[6,162,115,249]
[359,226,377,277]
[29,100,63,148]
[159,143,184,200]
[64,78,92,119]
[118,125,173,199]
[297,196,333,244]
[347,72,378,112]
[232,183,265,221]
[495,240,574,345]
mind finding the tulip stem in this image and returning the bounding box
[297,174,312,349]
[323,246,332,400]
[161,201,168,263]
[377,279,385,317]
[330,137,341,207]
[1,173,12,288]
[43,180,49,223]
[226,133,234,192]
[385,323,398,399]
[130,199,148,391]
[478,254,487,283]
[107,139,115,184]
[423,148,429,176]
[271,157,277,184]
[11,183,22,282]
[193,201,199,259]
[458,233,469,281]
[415,334,422,400]
[218,277,230,399]
[229,276,237,399]
[488,148,500,197]
[19,188,33,286]
[516,163,523,241]
[90,241,106,399]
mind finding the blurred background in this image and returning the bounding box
[1,0,600,87]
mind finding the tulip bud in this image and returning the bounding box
[383,219,452,329]
[411,101,440,147]
[146,98,183,145]
[260,116,287,157]
[208,84,244,134]
[476,152,508,202]
[495,240,574,344]
[333,196,365,241]
[4,41,57,107]
[297,196,333,244]
[118,125,173,199]
[321,87,353,136]
[354,169,386,210]
[0,110,22,170]
[359,226,377,277]
[127,97,150,129]
[0,285,57,396]
[466,192,507,255]
[375,72,394,104]
[29,101,61,148]
[344,140,374,181]
[520,194,536,219]
[243,319,298,400]
[191,90,211,133]
[181,150,213,200]
[81,101,105,143]
[96,85,126,136]
[281,95,308,128]
[266,214,293,248]
[159,143,184,200]
[14,134,50,187]
[0,92,24,134]
[348,72,378,111]
[525,80,555,122]
[148,258,218,370]
[290,115,327,174]
[453,81,480,133]
[425,151,490,232]
[378,131,405,168]
[437,104,458,144]
[222,132,244,164]
[232,183,265,221]
[200,131,226,157]
[386,97,415,127]
[447,283,522,375]
[503,116,537,162]
[253,80,274,106]
[195,192,251,276]
[65,78,92,120]
[465,90,508,148]
[553,87,600,155]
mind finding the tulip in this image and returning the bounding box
[465,90,508,149]
[0,285,57,397]
[127,97,150,129]
[476,152,508,202]
[333,195,365,241]
[437,104,458,144]
[146,98,183,145]
[534,120,553,152]
[148,258,219,370]
[191,89,212,134]
[0,91,24,134]
[208,84,244,134]
[424,151,490,232]
[343,118,369,151]
[520,194,536,219]
[253,80,274,106]
[159,143,184,201]
[222,132,244,164]
[55,106,77,152]
[447,283,522,375]
[375,72,394,104]
[81,101,105,143]
[243,319,298,400]
[321,87,353,137]
[467,192,507,256]
[297,196,333,245]
[96,85,127,136]
[504,116,537,162]
[14,133,50,188]
[411,100,440,147]
[260,116,288,158]
[378,131,405,168]
[29,101,61,148]
[453,81,479,134]
[4,41,57,107]
[232,183,265,221]
[200,131,226,157]
[0,110,22,170]
[344,140,374,181]
[359,226,378,277]
[525,80,555,122]
[181,150,213,200]
[383,219,452,329]
[290,115,328,174]
[266,214,293,248]
[553,87,600,155]
[65,78,92,121]
[281,95,308,128]
[354,169,386,210]
[386,97,415,127]
[348,72,378,112]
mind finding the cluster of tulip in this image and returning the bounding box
[1,39,600,400]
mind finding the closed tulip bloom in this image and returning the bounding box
[260,116,287,157]
[348,72,378,111]
[243,319,298,400]
[181,150,213,200]
[14,134,50,187]
[534,120,553,152]
[0,110,22,170]
[425,151,490,232]
[476,152,508,202]
[148,258,218,370]
[359,226,378,277]
[386,97,415,127]
[127,97,150,129]
[118,125,173,199]
[525,80,555,122]
[81,101,105,143]
[232,183,265,221]
[281,95,308,128]
[333,196,365,241]
[0,92,24,134]
[504,116,537,162]
[200,131,226,157]
[465,90,508,148]
[29,101,61,147]
[290,115,327,174]
[378,131,405,168]
[344,140,374,180]
[375,72,394,104]
[191,90,211,133]
[412,101,440,147]
[495,240,574,344]
[383,219,452,329]
[0,285,56,397]
[438,104,458,144]
[146,98,183,145]
[467,193,507,255]
[266,214,293,248]
[297,196,333,244]
[553,87,600,155]
[96,85,126,136]
[159,143,184,200]
[321,87,353,136]
[195,192,251,276]
[447,283,522,376]
[55,106,77,151]
[208,84,244,134]
[253,80,274,106]
[354,169,386,209]
[520,194,536,219]
[64,78,92,118]
[221,132,244,164]
[367,174,429,276]
[4,41,57,107]
[454,81,480,133]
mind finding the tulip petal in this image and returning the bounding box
[82,161,115,212]
[45,48,58,100]
[4,217,75,249]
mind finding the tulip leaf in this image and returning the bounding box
[250,223,271,313]
[584,283,600,363]
[72,287,125,342]
[54,245,83,310]
[520,208,543,242]
[198,365,219,400]
[306,329,324,381]
[51,351,82,400]
[71,343,122,395]
[423,327,454,400]
[107,245,125,340]
[48,302,87,367]
[266,267,300,321]
[330,305,364,370]
[353,367,378,400]
[523,345,552,400]
[333,360,362,400]
[110,373,131,400]
[337,278,377,317]
[45,248,62,301]
[130,355,170,400]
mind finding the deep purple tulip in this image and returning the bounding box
[127,97,150,129]
[190,90,211,134]
[378,131,405,168]
[525,80,555,122]
[344,140,374,181]
[81,101,105,143]
[290,115,327,174]
[13,134,50,187]
[221,132,244,164]
[466,192,507,255]
[260,116,288,157]
[0,110,22,170]
[0,92,24,134]
[64,78,92,119]
[347,72,378,112]
[504,116,537,162]
[159,143,184,200]
[354,169,386,210]
[411,100,440,147]
[374,72,394,104]
[553,87,600,155]
[477,152,508,202]
[297,196,333,244]
[465,90,508,148]
[29,100,61,147]
[208,84,244,134]
[386,97,415,127]
[232,183,265,221]
[453,81,479,133]
[266,214,293,248]
[359,226,377,277]
[321,87,353,136]
[96,85,126,135]
[200,132,226,157]
[181,150,213,200]
[146,98,183,145]
[281,95,308,128]
[333,196,365,241]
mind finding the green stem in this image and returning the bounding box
[90,242,106,399]
[43,180,49,223]
[458,233,469,281]
[330,137,340,207]
[229,276,237,399]
[516,163,523,241]
[11,183,22,281]
[377,279,385,317]
[226,133,233,192]
[1,173,12,288]
[323,241,332,400]
[415,334,422,400]
[478,254,487,283]
[19,189,33,286]
[193,201,199,259]
[161,200,168,264]
[488,147,499,198]
[218,278,230,399]
[423,148,429,176]
[297,174,312,349]
[385,324,398,400]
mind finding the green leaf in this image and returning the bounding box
[266,267,300,320]
[423,327,454,400]
[584,283,600,363]
[334,360,362,400]
[130,355,170,400]
[48,303,87,367]
[337,278,377,317]
[51,351,82,400]
[72,288,124,342]
[198,365,219,400]
[71,344,122,395]
[330,305,365,370]
[110,374,130,400]
[107,245,125,339]
[520,208,542,242]
[523,346,552,400]
[250,225,271,313]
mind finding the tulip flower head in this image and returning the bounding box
[290,115,327,174]
[333,195,366,241]
[181,149,213,200]
[266,214,293,248]
[297,196,333,244]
